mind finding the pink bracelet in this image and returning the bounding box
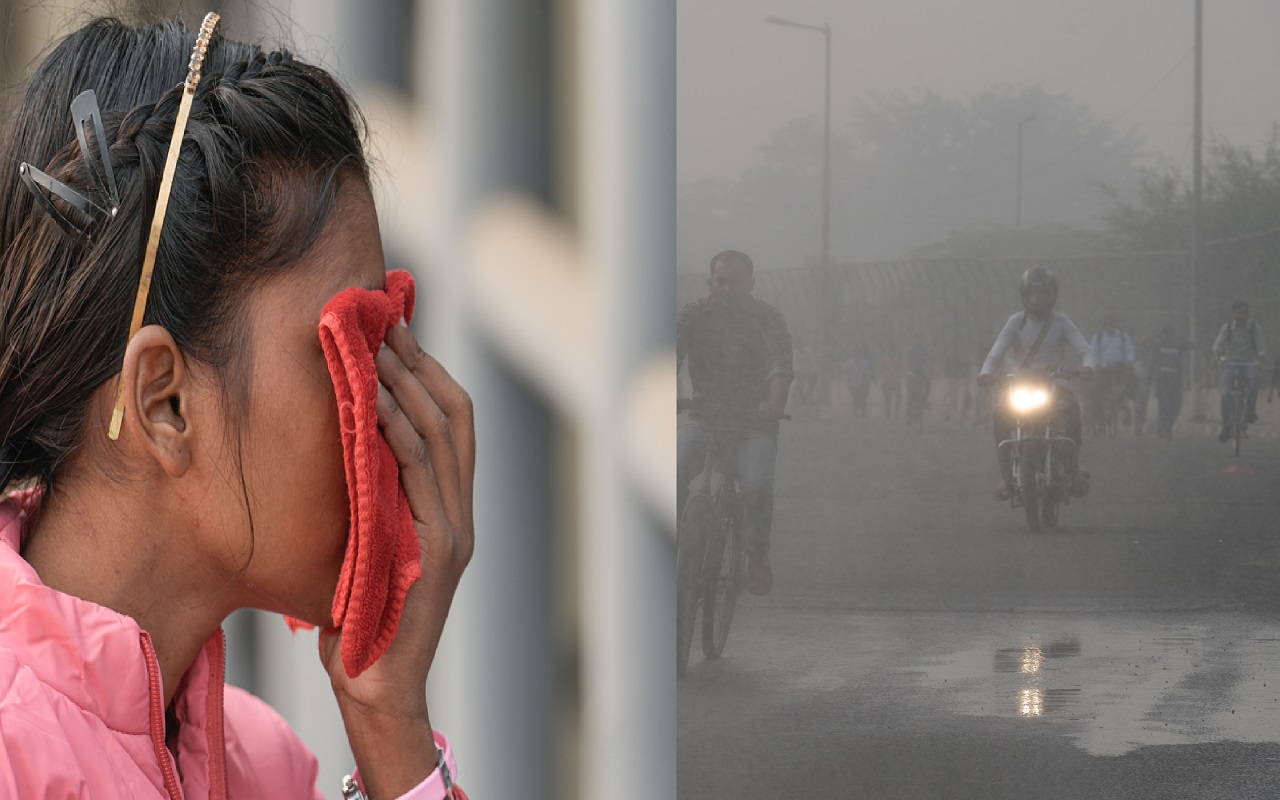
[342,730,460,800]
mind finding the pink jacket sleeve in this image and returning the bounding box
[222,687,326,799]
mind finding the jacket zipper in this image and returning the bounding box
[206,630,228,800]
[141,631,184,800]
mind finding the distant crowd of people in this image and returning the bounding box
[786,308,1272,441]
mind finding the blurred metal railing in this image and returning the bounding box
[679,229,1280,382]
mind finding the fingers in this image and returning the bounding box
[376,323,475,556]
[382,324,475,510]
[376,379,446,525]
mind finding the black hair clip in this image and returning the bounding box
[18,89,120,247]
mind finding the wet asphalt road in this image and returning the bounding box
[677,409,1280,799]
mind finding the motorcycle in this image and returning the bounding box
[995,367,1089,532]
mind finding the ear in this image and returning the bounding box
[118,325,193,478]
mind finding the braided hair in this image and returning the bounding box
[0,17,368,499]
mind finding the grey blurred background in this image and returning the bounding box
[1,2,675,798]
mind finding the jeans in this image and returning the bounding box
[677,416,778,558]
[1220,363,1260,426]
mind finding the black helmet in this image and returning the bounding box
[1019,266,1058,315]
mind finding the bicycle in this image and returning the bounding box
[1094,363,1132,438]
[1221,360,1255,457]
[676,398,787,675]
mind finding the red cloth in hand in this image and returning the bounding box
[287,269,422,678]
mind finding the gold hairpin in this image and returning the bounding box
[109,12,220,440]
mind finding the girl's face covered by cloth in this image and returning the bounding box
[208,181,388,625]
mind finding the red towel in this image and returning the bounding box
[287,269,422,678]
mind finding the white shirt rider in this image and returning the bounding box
[1091,328,1136,366]
[982,311,1097,376]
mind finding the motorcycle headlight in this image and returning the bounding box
[1009,387,1049,413]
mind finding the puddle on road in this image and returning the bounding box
[994,636,1081,674]
[914,620,1280,756]
[689,609,1280,760]
[1015,687,1082,716]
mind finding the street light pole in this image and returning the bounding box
[766,15,833,365]
[1016,115,1035,231]
[1190,0,1205,418]
[821,22,831,281]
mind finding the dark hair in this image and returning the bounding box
[0,17,368,498]
[709,249,753,275]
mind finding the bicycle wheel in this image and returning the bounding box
[702,513,744,659]
[676,494,712,675]
[1233,389,1244,457]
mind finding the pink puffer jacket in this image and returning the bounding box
[0,490,324,799]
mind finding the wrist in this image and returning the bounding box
[344,730,460,800]
[340,701,435,798]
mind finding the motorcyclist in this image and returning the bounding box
[976,267,1096,500]
[676,249,793,595]
[1212,299,1267,442]
[1089,315,1137,435]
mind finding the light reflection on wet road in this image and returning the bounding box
[678,415,1280,798]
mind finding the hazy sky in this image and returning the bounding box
[678,0,1280,182]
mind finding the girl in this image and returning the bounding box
[0,13,473,799]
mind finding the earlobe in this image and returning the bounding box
[119,325,193,478]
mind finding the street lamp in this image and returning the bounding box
[766,14,832,357]
[1016,114,1036,231]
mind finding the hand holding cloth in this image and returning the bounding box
[288,270,422,679]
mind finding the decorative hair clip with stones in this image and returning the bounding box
[108,11,220,440]
[18,89,121,247]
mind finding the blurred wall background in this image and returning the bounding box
[1,2,675,798]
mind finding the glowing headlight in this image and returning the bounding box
[1009,387,1049,412]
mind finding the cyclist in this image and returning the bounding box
[1089,315,1137,434]
[677,250,792,595]
[976,267,1095,500]
[1212,300,1267,442]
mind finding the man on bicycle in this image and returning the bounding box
[677,250,793,595]
[976,267,1095,500]
[1213,300,1267,442]
[1089,316,1137,435]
